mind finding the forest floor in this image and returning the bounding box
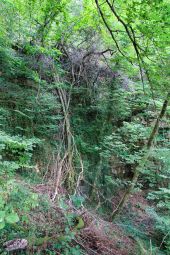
[12,176,156,255]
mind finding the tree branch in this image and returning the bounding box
[95,0,128,60]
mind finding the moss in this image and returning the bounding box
[74,216,85,230]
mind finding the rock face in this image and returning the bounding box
[3,239,28,251]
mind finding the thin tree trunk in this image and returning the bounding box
[112,92,170,220]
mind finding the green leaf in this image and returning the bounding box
[5,212,19,224]
[0,210,5,222]
[0,197,5,208]
[0,221,5,229]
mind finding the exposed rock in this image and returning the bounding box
[3,239,28,252]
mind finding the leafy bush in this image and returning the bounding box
[147,188,170,253]
[0,180,39,231]
[101,121,149,165]
[0,131,40,175]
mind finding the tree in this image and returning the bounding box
[93,0,170,217]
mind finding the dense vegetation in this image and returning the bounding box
[0,0,169,254]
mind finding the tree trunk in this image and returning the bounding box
[112,92,170,220]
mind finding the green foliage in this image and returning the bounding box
[0,0,169,254]
[141,146,170,188]
[70,195,85,209]
[101,122,149,164]
[147,186,170,252]
[0,131,40,175]
[0,77,62,138]
[24,44,62,58]
[0,180,39,232]
[46,196,84,255]
[146,205,170,253]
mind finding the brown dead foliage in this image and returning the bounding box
[76,210,135,255]
[15,180,153,255]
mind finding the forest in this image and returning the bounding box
[0,0,169,254]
